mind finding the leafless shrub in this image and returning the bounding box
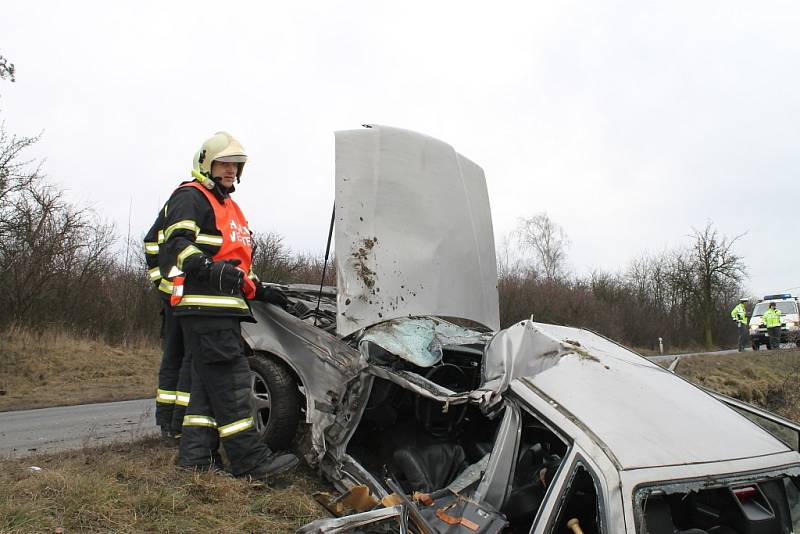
[498,219,746,351]
[0,121,157,344]
[251,231,335,286]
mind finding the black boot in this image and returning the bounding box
[240,451,299,479]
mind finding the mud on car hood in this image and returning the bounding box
[334,125,500,338]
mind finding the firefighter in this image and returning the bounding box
[160,131,297,478]
[730,298,748,352]
[763,302,783,351]
[144,210,193,440]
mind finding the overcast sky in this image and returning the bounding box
[3,1,799,296]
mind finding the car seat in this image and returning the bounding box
[392,442,468,493]
[644,496,709,534]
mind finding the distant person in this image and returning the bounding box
[730,298,749,352]
[157,131,296,479]
[762,302,783,350]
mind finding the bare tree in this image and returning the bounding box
[513,212,570,280]
[0,124,44,283]
[688,223,746,349]
[0,126,41,218]
[0,54,14,82]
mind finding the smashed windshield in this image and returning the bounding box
[753,301,799,316]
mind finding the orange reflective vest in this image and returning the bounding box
[170,182,256,306]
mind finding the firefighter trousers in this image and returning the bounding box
[177,315,272,475]
[155,305,190,433]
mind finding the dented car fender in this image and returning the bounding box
[242,301,369,461]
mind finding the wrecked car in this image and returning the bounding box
[240,125,800,533]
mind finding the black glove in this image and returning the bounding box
[255,284,288,307]
[209,259,244,295]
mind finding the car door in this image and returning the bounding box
[472,397,618,534]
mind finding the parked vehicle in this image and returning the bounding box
[749,294,800,350]
[241,125,800,533]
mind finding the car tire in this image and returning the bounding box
[248,354,301,450]
[752,341,760,351]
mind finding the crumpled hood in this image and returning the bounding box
[334,125,500,337]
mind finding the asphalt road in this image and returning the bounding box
[0,398,157,459]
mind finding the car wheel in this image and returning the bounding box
[752,341,760,351]
[248,355,301,450]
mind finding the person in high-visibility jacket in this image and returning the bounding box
[762,302,783,351]
[158,131,297,479]
[730,298,749,352]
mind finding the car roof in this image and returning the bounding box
[492,322,790,470]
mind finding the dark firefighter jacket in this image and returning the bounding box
[143,179,257,319]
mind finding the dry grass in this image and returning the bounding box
[0,327,331,532]
[674,348,800,421]
[0,325,160,412]
[0,436,328,533]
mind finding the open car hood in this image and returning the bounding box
[334,125,500,337]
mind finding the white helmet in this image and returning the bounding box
[191,131,247,189]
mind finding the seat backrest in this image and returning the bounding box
[513,443,544,485]
[393,443,467,493]
[644,496,676,534]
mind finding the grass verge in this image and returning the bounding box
[0,436,328,533]
[0,326,159,412]
[673,348,800,420]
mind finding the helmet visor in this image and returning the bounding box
[214,155,247,163]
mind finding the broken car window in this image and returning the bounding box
[547,462,603,534]
[502,408,570,534]
[637,474,800,533]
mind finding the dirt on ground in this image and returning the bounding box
[0,326,160,412]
